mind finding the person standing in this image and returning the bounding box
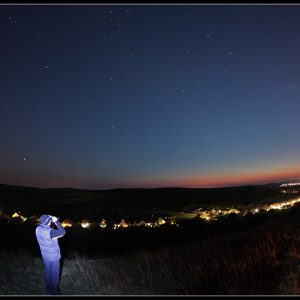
[35,214,66,295]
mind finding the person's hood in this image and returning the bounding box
[39,214,52,225]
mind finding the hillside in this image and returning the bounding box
[0,183,293,219]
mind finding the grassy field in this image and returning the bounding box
[1,229,300,295]
[2,207,300,295]
[1,183,300,295]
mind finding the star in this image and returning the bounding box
[23,158,26,161]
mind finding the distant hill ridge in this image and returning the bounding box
[0,181,291,192]
[0,181,297,220]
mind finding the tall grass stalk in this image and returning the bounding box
[1,228,300,295]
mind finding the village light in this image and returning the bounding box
[4,193,300,230]
[81,220,90,228]
[118,219,129,228]
[113,219,129,230]
[11,212,27,222]
[99,219,107,228]
[169,218,177,225]
[270,204,282,210]
[155,217,166,226]
[62,219,73,228]
[280,182,300,187]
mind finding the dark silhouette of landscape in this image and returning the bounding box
[1,182,300,295]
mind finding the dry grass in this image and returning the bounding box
[2,227,300,295]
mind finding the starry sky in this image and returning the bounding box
[1,4,300,189]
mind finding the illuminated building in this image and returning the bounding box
[99,219,107,228]
[81,220,91,228]
[62,219,73,228]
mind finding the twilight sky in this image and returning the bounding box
[0,4,300,189]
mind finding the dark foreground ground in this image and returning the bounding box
[1,205,300,295]
[1,183,300,295]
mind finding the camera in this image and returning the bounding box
[50,215,60,222]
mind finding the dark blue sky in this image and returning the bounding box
[1,4,300,189]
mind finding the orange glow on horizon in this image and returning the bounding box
[2,164,300,190]
[144,165,300,188]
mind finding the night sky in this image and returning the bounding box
[1,4,300,189]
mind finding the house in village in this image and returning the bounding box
[155,217,166,226]
[113,219,129,230]
[81,219,91,228]
[62,219,73,228]
[8,212,27,224]
[99,218,107,228]
[137,220,146,227]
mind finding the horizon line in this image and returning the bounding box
[1,180,299,191]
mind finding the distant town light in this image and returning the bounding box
[269,204,282,210]
[81,220,90,228]
[4,197,300,230]
[280,182,300,187]
[11,212,27,222]
[99,219,107,228]
[62,219,73,228]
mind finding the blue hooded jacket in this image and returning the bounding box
[35,215,66,261]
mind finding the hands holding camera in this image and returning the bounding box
[51,216,58,223]
[48,215,58,223]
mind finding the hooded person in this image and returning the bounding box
[35,214,66,295]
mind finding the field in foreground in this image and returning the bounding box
[2,210,300,295]
[2,183,300,295]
